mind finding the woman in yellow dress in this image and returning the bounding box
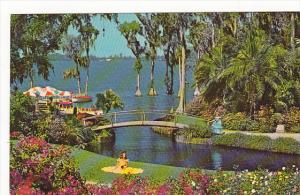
[101,151,143,174]
[115,151,129,171]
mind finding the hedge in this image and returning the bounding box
[212,133,300,155]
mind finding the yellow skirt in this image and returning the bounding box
[101,166,143,174]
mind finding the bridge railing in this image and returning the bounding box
[103,110,171,125]
[83,109,206,128]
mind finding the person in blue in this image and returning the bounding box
[211,116,223,134]
[211,105,225,135]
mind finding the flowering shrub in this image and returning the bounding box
[284,107,300,133]
[10,136,87,194]
[102,168,299,194]
[223,112,258,131]
[10,131,23,139]
[165,170,210,194]
[208,167,300,194]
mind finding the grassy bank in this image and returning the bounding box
[212,133,300,155]
[176,114,207,127]
[71,149,185,183]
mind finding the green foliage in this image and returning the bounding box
[10,15,65,84]
[134,58,143,73]
[284,107,300,132]
[95,89,124,113]
[48,117,79,145]
[10,91,36,134]
[119,21,141,35]
[212,133,300,154]
[255,106,278,133]
[193,13,299,115]
[223,112,258,131]
[99,129,113,138]
[272,137,300,154]
[290,125,300,133]
[176,124,212,139]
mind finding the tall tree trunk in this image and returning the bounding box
[135,73,142,96]
[85,68,89,96]
[148,59,157,96]
[177,28,186,113]
[26,46,33,88]
[291,13,295,51]
[77,76,81,95]
[233,17,237,38]
[211,23,215,48]
[170,63,174,94]
[75,60,81,95]
[177,57,182,97]
[29,69,33,88]
[164,45,171,94]
[194,48,200,96]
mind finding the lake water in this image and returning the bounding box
[17,58,300,171]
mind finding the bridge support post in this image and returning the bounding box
[114,113,117,123]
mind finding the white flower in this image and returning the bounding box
[251,189,256,193]
[191,181,196,187]
[252,181,256,185]
[268,172,273,176]
[282,167,286,171]
[214,179,218,182]
[265,181,268,185]
[292,165,296,168]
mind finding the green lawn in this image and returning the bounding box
[71,148,185,184]
[176,114,207,127]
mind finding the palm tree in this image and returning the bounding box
[95,89,124,113]
[61,35,85,94]
[80,23,99,96]
[220,29,287,115]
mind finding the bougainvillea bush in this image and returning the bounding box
[10,136,87,194]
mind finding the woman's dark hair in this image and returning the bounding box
[119,151,127,159]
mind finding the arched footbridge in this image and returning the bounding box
[82,110,206,132]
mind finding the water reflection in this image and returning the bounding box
[212,152,222,169]
[88,127,300,171]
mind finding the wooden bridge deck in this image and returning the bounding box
[91,120,189,131]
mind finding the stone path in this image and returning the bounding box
[224,130,300,143]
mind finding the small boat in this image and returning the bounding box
[58,101,73,106]
[106,58,112,62]
[72,95,93,103]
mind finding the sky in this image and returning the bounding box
[67,13,162,58]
